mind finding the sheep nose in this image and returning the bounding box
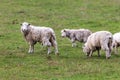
[22,29,26,32]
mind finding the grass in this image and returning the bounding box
[0,0,120,80]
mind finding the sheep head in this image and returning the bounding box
[82,44,90,56]
[61,29,70,38]
[21,22,30,36]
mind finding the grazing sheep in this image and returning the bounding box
[112,32,120,54]
[21,22,59,55]
[83,31,113,59]
[61,29,92,47]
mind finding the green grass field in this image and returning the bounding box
[0,0,120,80]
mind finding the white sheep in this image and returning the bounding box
[112,32,120,54]
[83,31,113,59]
[61,29,92,47]
[21,22,59,55]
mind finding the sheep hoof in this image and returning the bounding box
[106,57,110,59]
[89,55,92,58]
[98,55,101,57]
[28,51,33,54]
[47,55,52,60]
[56,53,59,56]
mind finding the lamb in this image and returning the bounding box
[83,31,113,59]
[61,29,92,47]
[21,22,59,55]
[112,32,120,54]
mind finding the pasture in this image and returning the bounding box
[0,0,120,80]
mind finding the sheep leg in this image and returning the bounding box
[42,38,52,55]
[50,38,59,55]
[71,39,76,47]
[109,46,112,56]
[55,46,59,55]
[47,47,51,55]
[72,43,77,47]
[89,51,93,57]
[103,46,111,59]
[28,44,34,53]
[105,49,111,59]
[53,41,59,55]
[42,38,51,47]
[114,46,117,54]
[108,41,113,56]
[97,49,100,57]
[83,37,87,43]
[114,46,118,54]
[116,47,118,54]
[101,40,111,59]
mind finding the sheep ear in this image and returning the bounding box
[64,29,66,32]
[27,24,30,26]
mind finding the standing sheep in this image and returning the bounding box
[61,29,92,47]
[21,22,59,55]
[83,31,113,59]
[112,32,120,54]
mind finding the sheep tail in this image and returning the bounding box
[50,33,57,47]
[51,33,56,40]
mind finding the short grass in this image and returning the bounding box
[0,0,120,80]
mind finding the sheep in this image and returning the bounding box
[112,32,120,54]
[83,31,113,59]
[21,22,59,55]
[61,29,92,47]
